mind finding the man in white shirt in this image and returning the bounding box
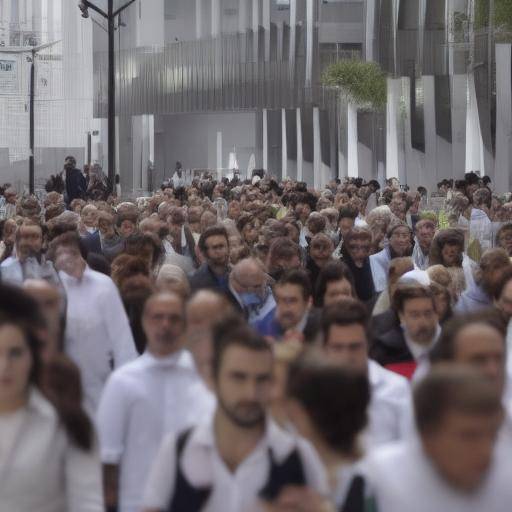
[47,232,138,413]
[97,291,215,512]
[365,366,512,512]
[322,297,412,446]
[142,315,327,512]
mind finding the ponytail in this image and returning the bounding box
[40,354,94,452]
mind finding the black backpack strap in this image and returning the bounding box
[259,447,306,502]
[167,428,212,512]
[341,475,366,512]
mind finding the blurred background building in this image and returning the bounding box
[0,1,510,195]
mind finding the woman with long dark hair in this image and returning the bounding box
[0,316,103,511]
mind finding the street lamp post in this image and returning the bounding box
[79,0,137,194]
[0,39,61,194]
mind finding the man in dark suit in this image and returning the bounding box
[370,284,440,378]
[254,268,320,344]
[63,156,86,206]
[189,225,231,295]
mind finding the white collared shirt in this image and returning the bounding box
[97,349,215,512]
[143,418,328,512]
[366,360,413,447]
[0,388,103,512]
[59,267,138,414]
[403,324,441,381]
[362,437,512,512]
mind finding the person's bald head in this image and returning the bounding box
[142,292,186,357]
[230,257,268,295]
[186,290,232,332]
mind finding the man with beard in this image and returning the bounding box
[371,284,440,379]
[97,292,214,512]
[412,218,436,270]
[142,315,327,512]
[0,219,59,285]
[455,248,511,314]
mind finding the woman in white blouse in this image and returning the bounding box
[0,316,104,512]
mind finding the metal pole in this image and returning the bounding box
[29,52,35,195]
[108,0,116,194]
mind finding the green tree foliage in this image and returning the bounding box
[321,60,387,110]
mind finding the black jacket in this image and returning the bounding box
[189,263,228,293]
[65,168,87,204]
[369,326,414,367]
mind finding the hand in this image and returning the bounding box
[261,486,335,512]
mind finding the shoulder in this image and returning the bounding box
[369,360,410,400]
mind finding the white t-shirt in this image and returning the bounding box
[143,419,328,512]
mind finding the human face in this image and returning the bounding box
[275,283,309,331]
[295,203,311,223]
[142,295,185,357]
[324,323,368,372]
[215,345,272,428]
[309,240,333,268]
[482,265,510,297]
[453,324,506,397]
[496,279,512,319]
[242,220,260,246]
[399,297,438,345]
[346,238,371,267]
[17,225,43,260]
[97,218,115,238]
[54,245,86,280]
[389,227,411,256]
[204,234,229,268]
[119,220,136,238]
[339,217,355,239]
[4,190,16,204]
[324,279,353,307]
[498,229,512,256]
[232,269,266,298]
[228,201,241,219]
[433,292,450,321]
[416,221,435,250]
[81,208,98,228]
[441,243,461,267]
[0,324,32,408]
[422,410,503,492]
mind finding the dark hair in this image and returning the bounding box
[268,237,302,263]
[414,365,502,435]
[344,227,372,246]
[211,314,272,379]
[275,268,312,301]
[86,252,111,276]
[287,353,369,456]
[321,297,369,343]
[338,207,357,223]
[116,211,138,228]
[392,284,434,313]
[493,266,512,300]
[124,233,162,269]
[198,225,229,255]
[47,231,88,261]
[430,309,506,364]
[429,229,465,267]
[0,315,93,451]
[315,261,355,307]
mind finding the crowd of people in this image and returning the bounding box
[1,158,512,512]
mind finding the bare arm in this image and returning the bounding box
[102,464,119,510]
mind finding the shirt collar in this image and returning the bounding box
[27,387,57,420]
[192,416,297,462]
[295,310,309,333]
[141,348,196,370]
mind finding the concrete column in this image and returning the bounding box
[494,44,512,191]
[196,0,203,39]
[212,0,221,37]
[423,76,438,191]
[289,0,297,67]
[451,74,468,180]
[281,108,287,180]
[239,0,248,33]
[305,0,314,86]
[313,107,321,189]
[262,109,268,171]
[296,108,303,181]
[347,102,359,178]
[364,0,376,61]
[386,78,401,180]
[216,131,223,180]
[262,0,271,61]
